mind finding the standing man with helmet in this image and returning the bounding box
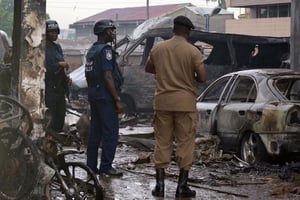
[85,19,124,177]
[145,16,206,198]
[45,19,71,133]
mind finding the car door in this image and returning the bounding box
[216,75,257,149]
[196,75,234,135]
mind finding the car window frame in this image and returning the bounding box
[273,76,300,101]
[198,75,236,103]
[226,75,257,103]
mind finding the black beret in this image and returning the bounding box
[173,16,195,29]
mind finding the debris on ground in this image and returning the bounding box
[63,111,300,199]
[194,135,223,165]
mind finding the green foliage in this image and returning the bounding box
[218,0,227,9]
[0,0,13,36]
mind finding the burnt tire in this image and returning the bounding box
[0,95,33,136]
[240,132,267,165]
[45,162,104,200]
[0,128,40,200]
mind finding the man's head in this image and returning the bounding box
[173,16,194,37]
[46,19,60,42]
[93,19,116,43]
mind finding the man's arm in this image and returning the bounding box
[195,64,206,83]
[193,50,206,83]
[145,54,156,74]
[104,71,123,113]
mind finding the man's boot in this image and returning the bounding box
[152,168,165,197]
[175,169,196,198]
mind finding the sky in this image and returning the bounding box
[46,0,221,29]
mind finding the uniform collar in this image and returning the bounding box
[94,41,106,45]
[172,35,187,41]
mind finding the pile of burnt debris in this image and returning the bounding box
[115,127,300,198]
[65,109,300,198]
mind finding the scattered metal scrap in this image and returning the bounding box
[115,122,300,199]
[271,175,300,196]
[187,183,249,198]
[194,135,223,164]
[119,165,250,198]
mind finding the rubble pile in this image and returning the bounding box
[193,135,222,164]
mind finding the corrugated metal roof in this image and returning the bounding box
[74,3,192,24]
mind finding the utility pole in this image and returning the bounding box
[146,0,149,19]
[291,0,300,70]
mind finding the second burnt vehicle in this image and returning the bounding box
[70,17,290,118]
[196,69,300,165]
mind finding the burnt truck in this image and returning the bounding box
[70,17,290,117]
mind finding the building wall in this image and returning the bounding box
[226,0,291,37]
[226,17,290,36]
[164,9,233,33]
[210,15,234,33]
[229,0,291,7]
[71,7,233,40]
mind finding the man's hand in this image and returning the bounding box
[58,61,69,71]
[66,76,72,87]
[115,101,124,113]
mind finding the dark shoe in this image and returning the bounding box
[176,169,196,198]
[99,167,123,177]
[152,168,165,197]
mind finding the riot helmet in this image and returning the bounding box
[93,19,116,35]
[46,19,60,34]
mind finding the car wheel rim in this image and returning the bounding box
[243,133,258,164]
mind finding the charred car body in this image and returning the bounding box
[70,17,290,117]
[196,69,300,164]
[116,19,289,115]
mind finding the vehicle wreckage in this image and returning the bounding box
[196,68,300,164]
[70,16,290,117]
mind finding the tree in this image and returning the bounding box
[0,0,13,36]
[206,0,227,9]
[218,0,226,9]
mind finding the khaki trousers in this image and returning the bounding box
[152,110,196,170]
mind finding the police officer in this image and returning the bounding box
[85,19,124,177]
[145,16,206,198]
[45,19,71,133]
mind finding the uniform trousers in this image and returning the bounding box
[86,99,119,173]
[153,110,196,170]
[45,93,66,132]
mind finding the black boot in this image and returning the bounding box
[176,169,196,198]
[152,168,165,197]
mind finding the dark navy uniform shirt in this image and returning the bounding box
[87,42,115,101]
[45,43,67,96]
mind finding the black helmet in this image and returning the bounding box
[46,19,60,34]
[93,19,116,35]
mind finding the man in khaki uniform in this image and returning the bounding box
[145,16,206,198]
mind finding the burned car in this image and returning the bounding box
[116,18,289,115]
[196,68,300,164]
[70,17,290,118]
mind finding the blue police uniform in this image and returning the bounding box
[86,42,122,174]
[45,43,67,132]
